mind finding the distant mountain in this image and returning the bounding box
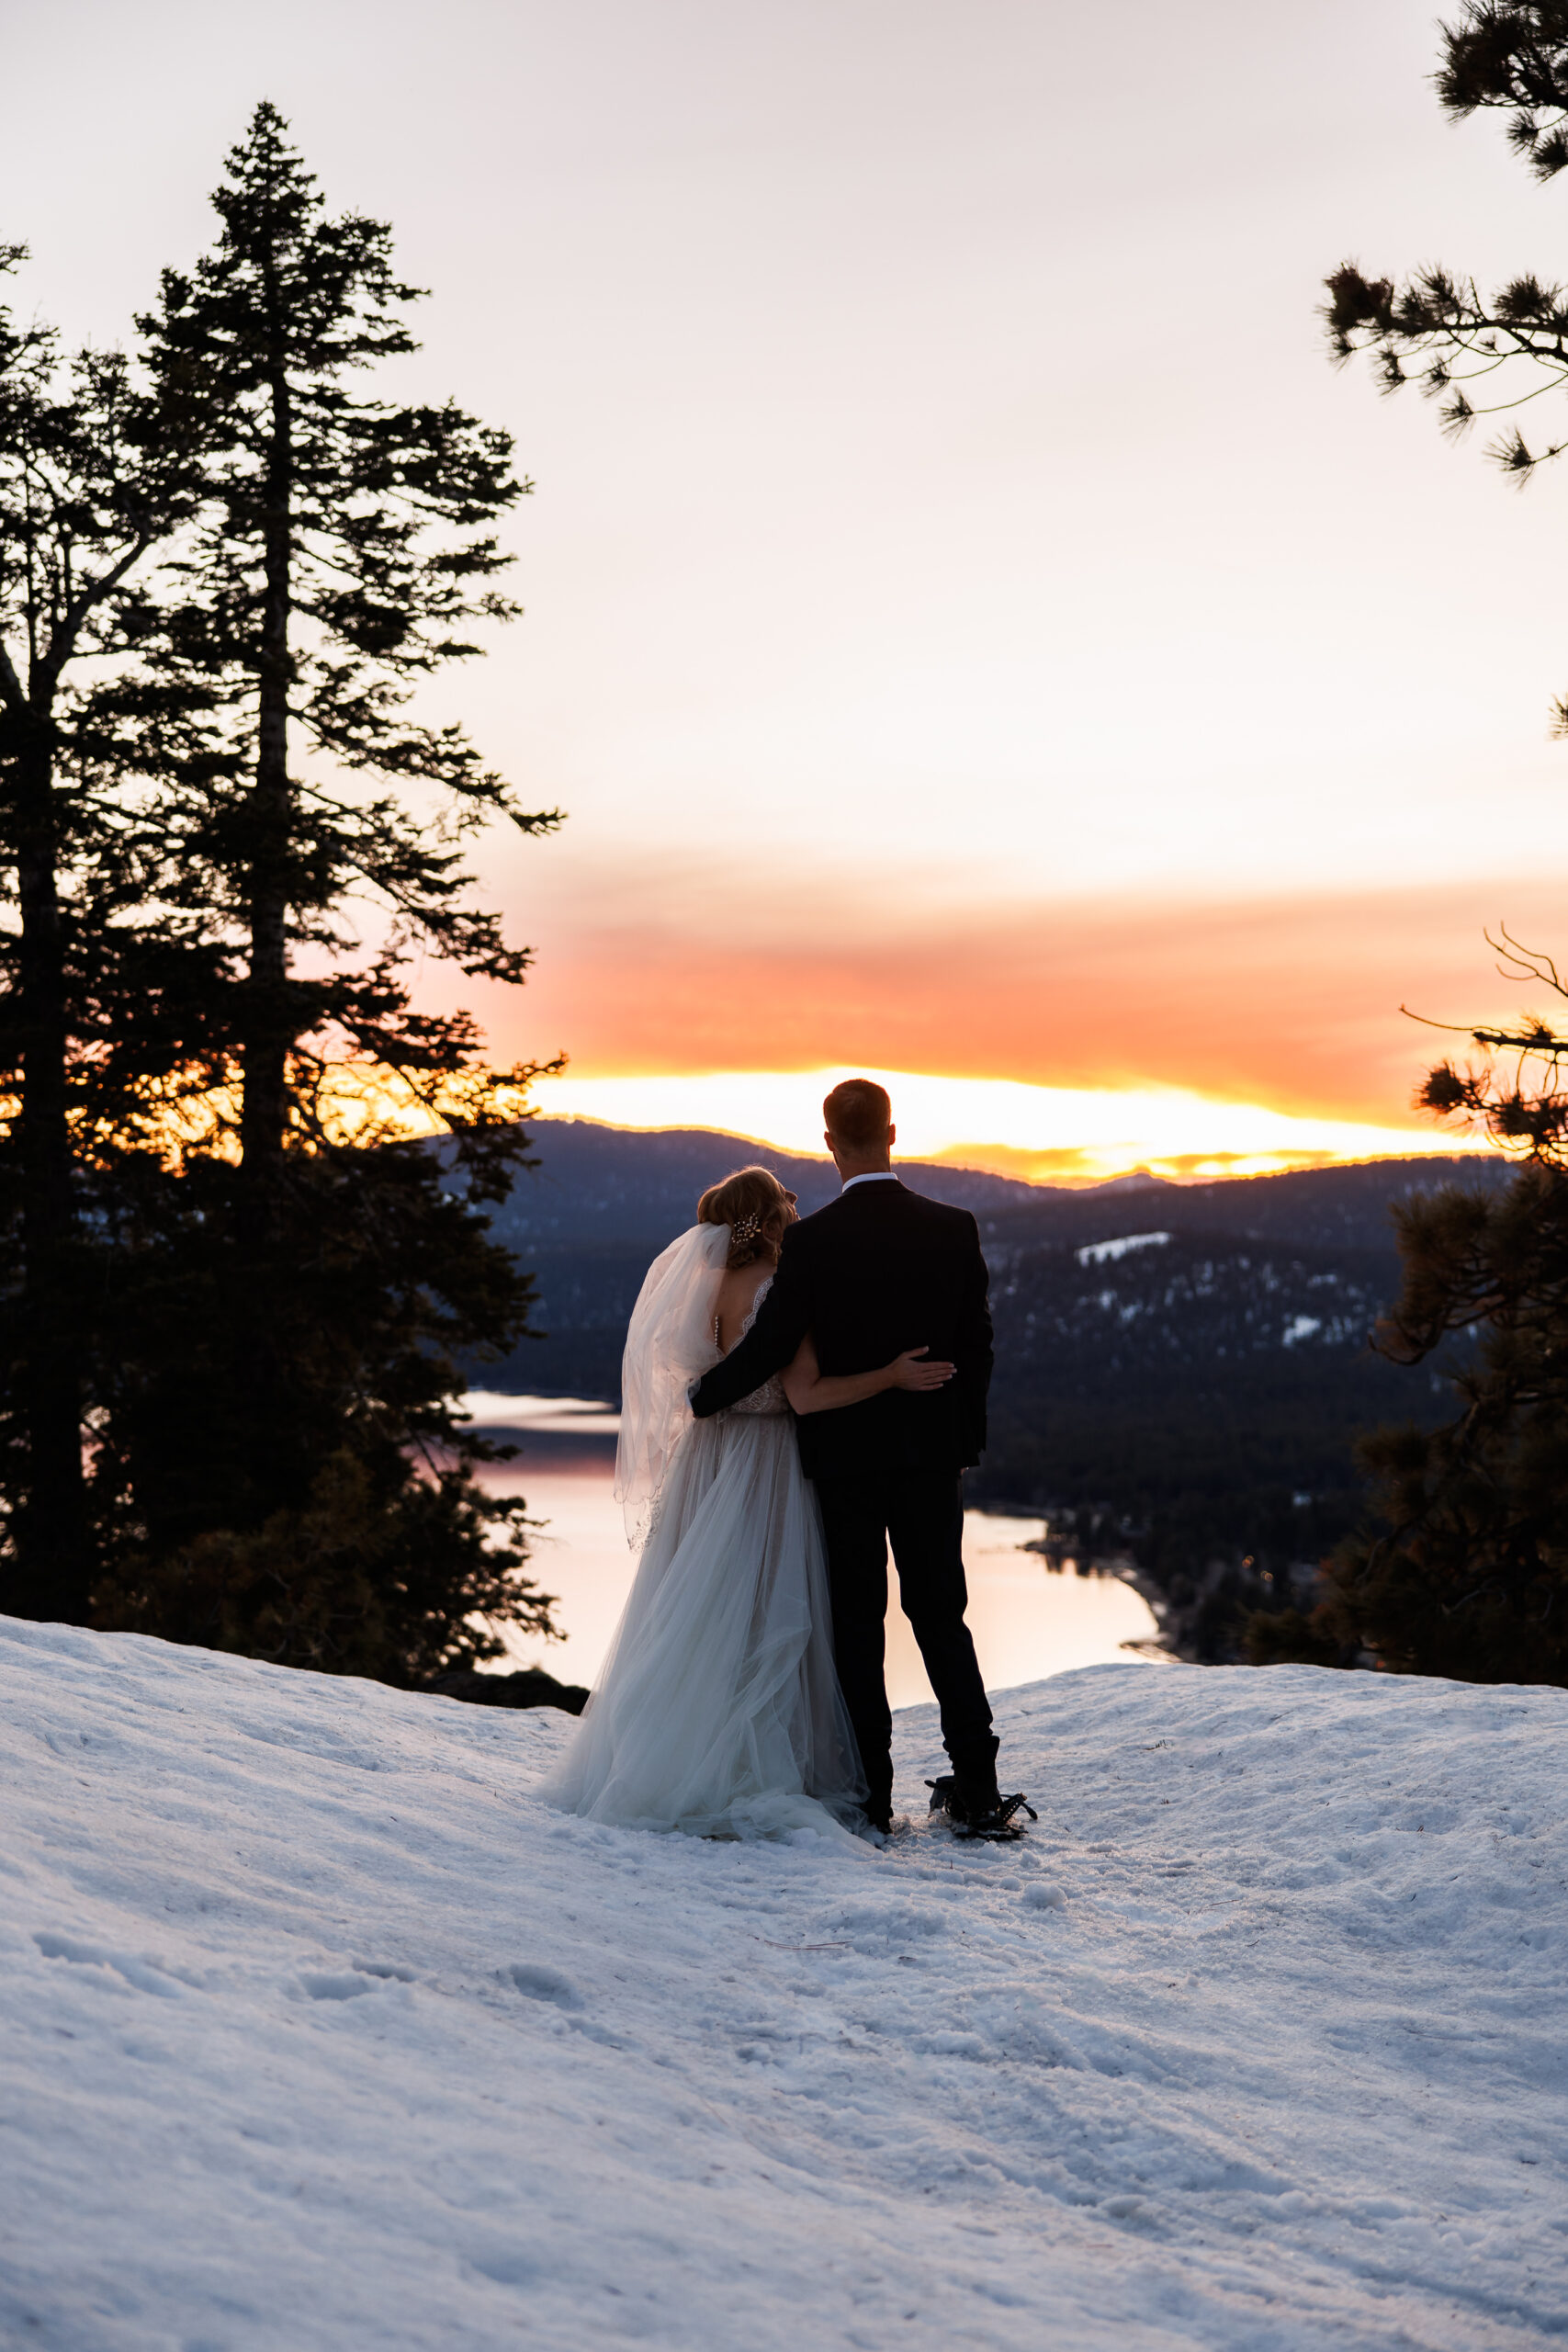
[483,1116,1500,1256]
[470,1118,1512,1660]
[475,1120,1502,1395]
[476,1117,1050,1253]
[1082,1168,1176,1194]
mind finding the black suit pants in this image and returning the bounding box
[813,1471,998,1819]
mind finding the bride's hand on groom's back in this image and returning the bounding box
[887,1348,956,1392]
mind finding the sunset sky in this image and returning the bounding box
[10,0,1568,1178]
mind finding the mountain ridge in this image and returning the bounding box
[481,1115,1499,1260]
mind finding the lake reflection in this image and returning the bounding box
[468,1408,1162,1704]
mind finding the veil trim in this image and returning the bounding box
[614,1223,729,1545]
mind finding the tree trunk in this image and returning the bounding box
[240,345,293,1191]
[232,310,295,1520]
[10,713,90,1620]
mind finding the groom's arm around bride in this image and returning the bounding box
[691,1106,993,1484]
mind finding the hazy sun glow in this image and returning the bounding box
[531,1066,1469,1185]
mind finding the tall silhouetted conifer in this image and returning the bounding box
[137,102,557,1187]
[0,250,210,1622]
[85,103,564,1679]
[3,109,563,1679]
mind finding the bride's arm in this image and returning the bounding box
[781,1333,956,1416]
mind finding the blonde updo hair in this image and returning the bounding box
[696,1165,795,1271]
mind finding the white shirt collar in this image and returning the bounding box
[841,1170,900,1193]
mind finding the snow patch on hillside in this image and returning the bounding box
[1075,1230,1172,1267]
[2,1620,1565,2350]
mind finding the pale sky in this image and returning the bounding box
[9,0,1568,1170]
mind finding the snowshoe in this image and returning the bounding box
[926,1775,1038,1843]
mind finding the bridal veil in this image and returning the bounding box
[537,1222,868,1843]
[614,1221,728,1545]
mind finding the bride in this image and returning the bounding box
[536,1166,954,1841]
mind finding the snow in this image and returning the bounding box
[4,1619,1566,2352]
[1076,1232,1172,1267]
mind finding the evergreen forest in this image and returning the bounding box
[0,104,561,1685]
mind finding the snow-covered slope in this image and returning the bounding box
[3,1620,1564,2352]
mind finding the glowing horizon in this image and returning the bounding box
[528,1066,1476,1187]
[18,5,1568,1160]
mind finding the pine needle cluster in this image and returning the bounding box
[1325,7,1568,738]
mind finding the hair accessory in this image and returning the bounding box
[730,1212,761,1245]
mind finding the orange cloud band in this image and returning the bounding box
[468,857,1568,1130]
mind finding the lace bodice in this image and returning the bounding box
[730,1373,788,1416]
[718,1276,789,1418]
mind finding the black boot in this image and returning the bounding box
[927,1775,1037,1842]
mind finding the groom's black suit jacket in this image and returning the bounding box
[690,1178,993,1481]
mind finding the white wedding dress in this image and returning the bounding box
[536,1224,867,1842]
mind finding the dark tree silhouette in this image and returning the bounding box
[1248,935,1568,1683]
[73,103,567,1675]
[2,109,566,1681]
[0,249,207,1621]
[1246,9,1568,1682]
[136,101,558,1195]
[89,1137,559,1686]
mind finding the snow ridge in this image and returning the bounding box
[2,1619,1565,2351]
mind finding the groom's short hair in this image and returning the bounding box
[823,1079,892,1149]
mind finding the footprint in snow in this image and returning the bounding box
[501,1962,581,2009]
[298,1959,418,2000]
[299,1973,375,2001]
[35,1931,185,1996]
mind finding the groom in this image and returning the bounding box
[691,1079,1007,1836]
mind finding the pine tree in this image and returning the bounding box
[0,249,206,1621]
[137,103,557,1196]
[85,104,565,1676]
[1248,936,1568,1682]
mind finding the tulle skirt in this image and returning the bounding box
[536,1410,867,1841]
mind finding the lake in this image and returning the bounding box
[464,1396,1163,1703]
